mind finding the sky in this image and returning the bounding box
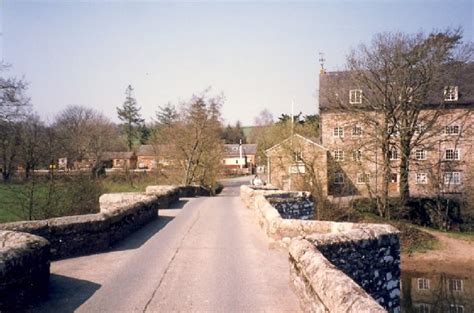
[1,0,473,126]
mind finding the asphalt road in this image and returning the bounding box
[30,176,300,312]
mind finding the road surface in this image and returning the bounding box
[29,176,300,312]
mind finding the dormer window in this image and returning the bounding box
[349,89,363,104]
[444,86,458,101]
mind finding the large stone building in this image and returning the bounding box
[267,64,473,199]
[319,64,474,198]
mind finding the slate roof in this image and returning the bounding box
[265,134,327,156]
[319,63,474,112]
[101,151,135,160]
[136,144,156,156]
[223,144,257,157]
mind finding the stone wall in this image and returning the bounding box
[0,185,181,260]
[304,229,401,312]
[0,231,50,310]
[240,184,400,313]
[266,192,314,219]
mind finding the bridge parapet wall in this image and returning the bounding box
[240,185,400,313]
[0,185,183,260]
[0,184,209,309]
[0,230,50,310]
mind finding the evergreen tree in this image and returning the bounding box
[117,85,144,151]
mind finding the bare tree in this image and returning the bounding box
[54,105,120,174]
[157,91,224,190]
[0,63,30,181]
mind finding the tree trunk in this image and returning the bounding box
[399,140,411,206]
[380,140,391,219]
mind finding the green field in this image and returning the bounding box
[0,173,170,223]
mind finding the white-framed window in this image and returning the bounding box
[289,164,305,174]
[415,149,427,160]
[444,172,461,185]
[416,173,428,184]
[352,125,362,136]
[417,278,430,290]
[445,148,460,160]
[349,89,363,104]
[388,124,399,136]
[333,126,344,137]
[415,303,432,313]
[352,150,362,162]
[444,86,458,101]
[357,173,370,184]
[448,279,463,292]
[334,172,344,184]
[389,148,399,160]
[334,150,344,161]
[444,124,460,135]
[449,304,464,313]
[414,123,424,135]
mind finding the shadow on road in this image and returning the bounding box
[26,274,101,313]
[111,199,188,252]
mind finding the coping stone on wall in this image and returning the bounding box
[289,238,387,313]
[0,230,50,310]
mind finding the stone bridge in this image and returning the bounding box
[0,176,400,312]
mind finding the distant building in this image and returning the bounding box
[222,143,257,174]
[265,134,328,195]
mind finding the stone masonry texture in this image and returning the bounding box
[240,184,400,313]
[0,184,206,309]
[0,230,50,310]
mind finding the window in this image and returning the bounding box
[416,173,428,184]
[349,89,363,104]
[415,303,432,313]
[289,164,305,174]
[444,125,460,135]
[388,124,399,136]
[294,150,303,162]
[415,149,427,160]
[334,172,344,184]
[444,86,458,101]
[445,149,460,160]
[449,305,464,313]
[352,125,362,136]
[414,123,424,135]
[390,173,398,183]
[389,149,399,160]
[444,172,461,185]
[333,126,344,137]
[448,279,463,292]
[357,173,370,184]
[417,278,430,290]
[334,150,344,161]
[352,150,362,162]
